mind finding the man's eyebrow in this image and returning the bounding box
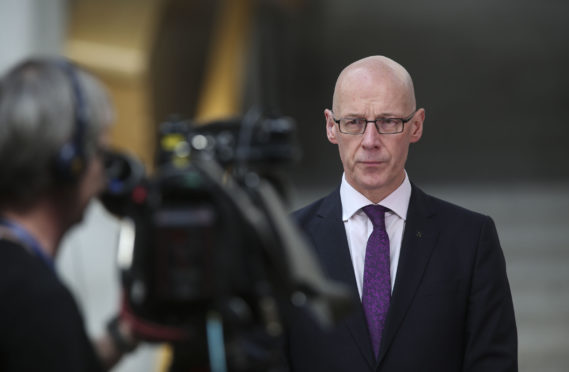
[341,112,401,118]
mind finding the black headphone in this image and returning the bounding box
[53,60,88,182]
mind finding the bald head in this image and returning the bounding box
[332,56,416,114]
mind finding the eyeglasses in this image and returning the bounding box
[332,110,417,135]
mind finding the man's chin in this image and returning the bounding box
[360,171,389,185]
[356,177,388,192]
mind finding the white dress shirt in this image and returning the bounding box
[340,172,412,298]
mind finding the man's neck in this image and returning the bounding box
[1,199,68,258]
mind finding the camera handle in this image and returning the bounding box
[193,155,355,328]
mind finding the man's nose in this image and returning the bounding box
[361,122,382,147]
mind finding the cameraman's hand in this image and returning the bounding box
[95,314,139,371]
[118,292,190,343]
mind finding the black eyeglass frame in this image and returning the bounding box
[332,109,418,135]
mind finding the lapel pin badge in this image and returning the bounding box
[416,231,422,238]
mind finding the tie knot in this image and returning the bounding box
[362,204,387,228]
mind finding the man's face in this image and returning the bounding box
[325,68,424,202]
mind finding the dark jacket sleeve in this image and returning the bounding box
[462,216,518,371]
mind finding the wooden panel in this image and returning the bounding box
[66,0,166,169]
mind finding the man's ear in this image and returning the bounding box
[324,109,338,144]
[409,108,425,143]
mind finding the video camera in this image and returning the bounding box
[99,110,352,371]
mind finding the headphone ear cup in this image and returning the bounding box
[54,141,85,182]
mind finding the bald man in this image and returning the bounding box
[286,56,517,371]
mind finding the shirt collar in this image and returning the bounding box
[340,171,412,221]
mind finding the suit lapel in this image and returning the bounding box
[308,189,376,370]
[376,185,439,367]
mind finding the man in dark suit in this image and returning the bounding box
[286,56,517,371]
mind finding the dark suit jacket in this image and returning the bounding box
[286,184,517,372]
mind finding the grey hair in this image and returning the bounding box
[0,57,114,206]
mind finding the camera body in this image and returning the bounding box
[102,113,298,332]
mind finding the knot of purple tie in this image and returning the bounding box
[362,204,387,228]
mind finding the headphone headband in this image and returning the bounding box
[53,60,88,182]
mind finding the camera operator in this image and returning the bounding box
[0,57,138,371]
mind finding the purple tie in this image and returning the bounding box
[362,205,391,358]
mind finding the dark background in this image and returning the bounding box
[267,0,569,190]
